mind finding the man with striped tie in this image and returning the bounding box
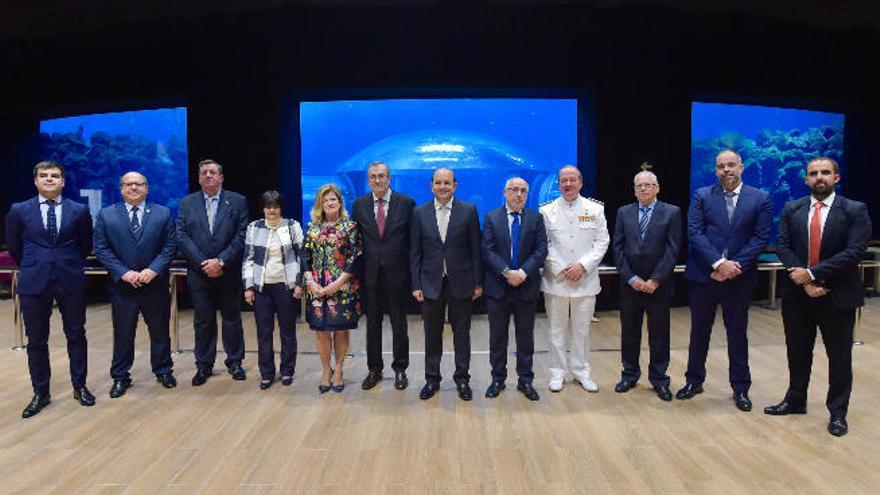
[612,168,682,401]
[6,161,95,417]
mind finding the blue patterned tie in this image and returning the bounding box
[510,211,521,269]
[130,205,140,232]
[45,199,58,244]
[638,205,650,242]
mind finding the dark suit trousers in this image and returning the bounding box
[685,276,755,393]
[365,265,410,373]
[619,285,671,387]
[487,293,536,384]
[188,271,245,370]
[423,278,471,384]
[781,297,854,418]
[109,278,173,379]
[253,283,299,380]
[20,279,88,394]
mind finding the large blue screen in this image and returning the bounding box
[299,98,579,227]
[40,107,188,218]
[691,102,845,245]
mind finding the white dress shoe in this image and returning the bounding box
[575,377,599,392]
[548,377,564,392]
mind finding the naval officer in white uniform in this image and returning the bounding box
[540,165,609,392]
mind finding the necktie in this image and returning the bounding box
[725,191,737,222]
[130,205,140,232]
[207,198,216,234]
[809,201,824,267]
[438,206,449,243]
[638,206,650,241]
[45,199,57,244]
[376,198,386,237]
[510,211,521,269]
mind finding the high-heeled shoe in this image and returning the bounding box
[332,369,344,392]
[319,368,333,394]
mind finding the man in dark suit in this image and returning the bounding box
[481,177,547,401]
[352,161,416,391]
[176,159,249,385]
[612,169,681,402]
[677,149,772,411]
[5,161,95,417]
[94,172,178,398]
[411,167,482,401]
[764,157,871,437]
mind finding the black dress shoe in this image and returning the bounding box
[675,382,704,400]
[763,400,806,416]
[485,381,506,398]
[73,386,96,406]
[419,382,440,400]
[828,417,848,437]
[260,379,274,390]
[191,368,212,386]
[614,379,637,393]
[281,375,293,386]
[456,382,473,401]
[394,371,409,390]
[517,382,540,401]
[734,392,752,411]
[22,394,51,418]
[654,384,673,402]
[156,374,177,389]
[361,370,382,390]
[109,378,132,398]
[227,364,246,381]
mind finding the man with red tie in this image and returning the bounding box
[765,157,871,437]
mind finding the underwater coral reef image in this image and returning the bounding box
[40,107,188,218]
[299,98,579,227]
[691,102,845,245]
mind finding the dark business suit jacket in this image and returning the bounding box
[684,183,772,284]
[351,191,415,289]
[93,202,177,282]
[176,189,249,278]
[777,195,871,310]
[481,206,547,301]
[613,201,682,298]
[5,196,93,295]
[410,198,482,300]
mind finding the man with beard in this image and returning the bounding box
[764,157,870,437]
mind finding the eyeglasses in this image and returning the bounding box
[505,187,528,195]
[368,173,388,181]
[635,183,657,190]
[123,182,147,188]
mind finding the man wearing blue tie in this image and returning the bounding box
[176,159,250,386]
[613,169,681,401]
[5,161,95,417]
[677,149,772,411]
[481,177,548,401]
[94,172,179,398]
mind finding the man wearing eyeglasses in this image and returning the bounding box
[481,177,547,400]
[540,165,609,393]
[94,172,178,398]
[612,168,682,401]
[352,161,416,391]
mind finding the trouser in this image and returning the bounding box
[619,284,671,387]
[253,283,299,380]
[365,266,409,373]
[423,278,472,384]
[544,294,595,381]
[487,294,536,384]
[188,271,245,371]
[108,278,173,380]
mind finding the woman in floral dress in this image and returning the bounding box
[302,183,362,393]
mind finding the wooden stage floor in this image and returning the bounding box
[1,298,879,494]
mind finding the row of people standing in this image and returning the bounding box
[6,153,871,439]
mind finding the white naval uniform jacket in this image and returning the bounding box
[540,195,609,297]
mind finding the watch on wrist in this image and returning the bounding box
[502,267,511,278]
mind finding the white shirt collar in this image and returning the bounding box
[372,189,392,203]
[125,201,146,212]
[38,194,62,204]
[811,191,835,208]
[505,204,523,215]
[434,197,454,210]
[639,199,657,210]
[723,183,743,195]
[203,188,222,201]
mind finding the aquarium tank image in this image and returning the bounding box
[691,102,845,245]
[299,98,579,228]
[40,107,189,218]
